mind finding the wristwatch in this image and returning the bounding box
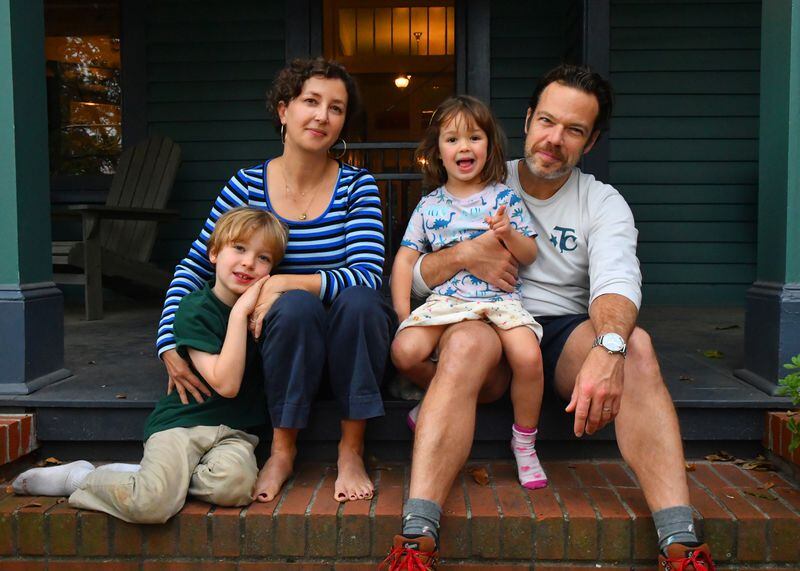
[592,333,627,357]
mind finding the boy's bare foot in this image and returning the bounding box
[254,449,295,503]
[334,447,373,502]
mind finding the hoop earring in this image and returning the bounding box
[329,138,347,160]
[280,124,286,144]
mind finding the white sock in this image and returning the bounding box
[94,463,141,473]
[12,460,94,496]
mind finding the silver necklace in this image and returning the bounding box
[281,161,317,221]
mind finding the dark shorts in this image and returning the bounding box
[535,313,590,385]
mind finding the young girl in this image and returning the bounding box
[391,95,547,490]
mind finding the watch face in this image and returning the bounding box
[602,334,625,352]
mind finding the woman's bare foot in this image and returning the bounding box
[334,447,373,502]
[254,448,295,503]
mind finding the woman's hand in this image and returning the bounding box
[162,348,212,404]
[249,275,290,339]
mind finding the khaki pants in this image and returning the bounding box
[69,425,258,524]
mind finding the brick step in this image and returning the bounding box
[0,414,37,467]
[2,460,800,569]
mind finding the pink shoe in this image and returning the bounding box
[406,402,421,432]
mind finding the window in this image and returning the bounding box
[45,0,121,177]
[324,0,456,142]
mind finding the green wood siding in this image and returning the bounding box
[146,0,285,266]
[610,0,761,305]
[490,1,576,157]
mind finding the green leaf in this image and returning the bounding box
[702,350,724,359]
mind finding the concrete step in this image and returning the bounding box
[1,460,799,569]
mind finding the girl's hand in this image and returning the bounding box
[232,276,270,317]
[485,204,511,240]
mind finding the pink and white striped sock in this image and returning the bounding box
[511,424,547,490]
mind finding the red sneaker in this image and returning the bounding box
[379,534,438,570]
[658,542,716,570]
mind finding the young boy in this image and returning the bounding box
[12,207,288,524]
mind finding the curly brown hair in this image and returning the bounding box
[266,57,361,138]
[415,95,507,190]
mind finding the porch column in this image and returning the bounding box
[736,0,800,395]
[0,0,70,394]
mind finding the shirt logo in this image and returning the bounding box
[549,226,578,253]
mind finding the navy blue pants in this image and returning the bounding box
[259,286,397,429]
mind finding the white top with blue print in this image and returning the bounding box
[401,182,536,303]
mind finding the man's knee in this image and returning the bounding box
[626,327,663,389]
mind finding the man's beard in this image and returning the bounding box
[524,146,576,180]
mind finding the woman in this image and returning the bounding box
[158,58,396,503]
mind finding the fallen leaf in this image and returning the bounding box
[87,360,96,365]
[744,489,777,501]
[705,451,734,462]
[724,494,735,499]
[21,502,42,508]
[714,324,739,331]
[759,482,775,491]
[787,410,799,417]
[5,485,12,495]
[685,462,696,472]
[100,384,107,388]
[56,497,67,504]
[679,375,694,382]
[702,350,724,359]
[115,393,127,399]
[44,457,62,465]
[739,459,775,471]
[468,467,490,486]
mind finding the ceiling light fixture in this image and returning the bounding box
[394,74,411,89]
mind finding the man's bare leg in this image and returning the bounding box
[555,322,689,511]
[335,419,374,502]
[408,320,507,506]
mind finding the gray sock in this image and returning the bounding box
[402,498,442,543]
[653,505,698,551]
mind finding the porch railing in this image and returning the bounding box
[336,142,425,273]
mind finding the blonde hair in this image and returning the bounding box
[415,95,508,190]
[207,207,289,265]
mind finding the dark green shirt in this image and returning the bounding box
[143,283,266,441]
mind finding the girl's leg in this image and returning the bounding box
[254,428,300,502]
[495,326,547,489]
[325,286,397,502]
[391,325,447,388]
[190,427,259,506]
[256,290,326,502]
[495,326,544,428]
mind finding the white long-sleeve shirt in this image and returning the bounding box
[412,161,642,317]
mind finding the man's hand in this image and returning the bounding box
[565,348,624,436]
[461,231,518,292]
[162,348,211,405]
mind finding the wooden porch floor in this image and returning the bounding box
[0,297,792,454]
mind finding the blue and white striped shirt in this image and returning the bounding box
[157,160,385,356]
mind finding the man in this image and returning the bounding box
[380,65,716,571]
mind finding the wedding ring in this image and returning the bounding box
[602,407,612,413]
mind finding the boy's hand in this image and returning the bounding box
[250,275,289,338]
[232,275,270,317]
[485,204,511,240]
